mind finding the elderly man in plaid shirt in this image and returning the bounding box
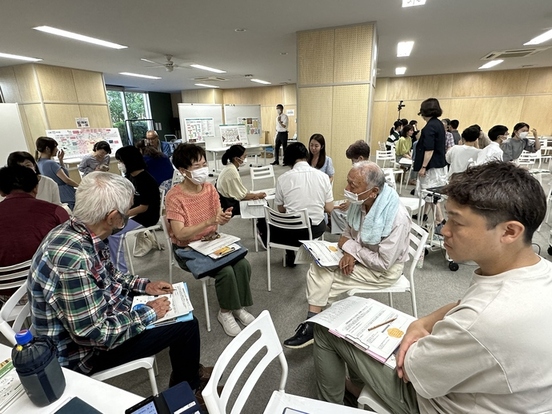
[28,172,207,391]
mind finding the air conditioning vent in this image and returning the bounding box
[482,48,549,60]
[193,76,228,82]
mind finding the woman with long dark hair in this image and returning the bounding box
[308,133,334,182]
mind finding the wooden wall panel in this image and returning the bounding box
[223,86,283,106]
[334,24,373,83]
[21,104,46,144]
[297,29,335,86]
[452,70,529,97]
[370,102,388,151]
[520,96,552,135]
[36,66,77,102]
[283,84,297,105]
[387,75,453,101]
[14,64,40,102]
[298,87,333,144]
[447,97,522,132]
[0,67,21,103]
[373,77,388,101]
[525,68,552,95]
[72,70,107,103]
[79,104,111,127]
[44,104,81,129]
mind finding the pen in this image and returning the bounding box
[368,317,397,331]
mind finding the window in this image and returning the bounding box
[107,89,153,146]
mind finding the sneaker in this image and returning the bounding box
[256,231,267,250]
[283,322,314,349]
[233,308,255,326]
[217,310,241,337]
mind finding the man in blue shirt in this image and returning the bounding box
[146,130,173,157]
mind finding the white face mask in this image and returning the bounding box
[277,109,282,115]
[239,157,248,165]
[518,131,528,139]
[117,162,126,174]
[186,167,209,185]
[344,188,370,205]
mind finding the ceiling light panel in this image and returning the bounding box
[478,60,503,69]
[195,83,220,88]
[189,64,226,74]
[397,41,414,57]
[250,79,271,85]
[395,67,407,75]
[0,52,42,62]
[33,26,127,49]
[402,0,426,8]
[524,29,552,46]
[119,72,161,79]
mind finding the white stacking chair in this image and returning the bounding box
[0,285,159,395]
[377,151,404,193]
[202,310,368,414]
[0,259,32,322]
[347,222,428,317]
[250,165,275,192]
[357,385,393,413]
[264,207,312,292]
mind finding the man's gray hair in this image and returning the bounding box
[351,161,386,190]
[73,172,135,225]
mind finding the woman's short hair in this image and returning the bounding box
[283,142,308,166]
[7,151,39,176]
[35,136,58,154]
[461,126,481,142]
[0,165,39,195]
[418,98,443,118]
[345,140,371,160]
[172,144,206,170]
[73,172,135,225]
[513,122,530,134]
[488,125,508,142]
[93,141,111,154]
[308,134,327,169]
[115,146,147,174]
[401,125,413,137]
[221,145,246,165]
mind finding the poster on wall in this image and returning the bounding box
[75,117,90,128]
[46,128,123,160]
[237,117,261,136]
[220,124,248,146]
[184,117,215,142]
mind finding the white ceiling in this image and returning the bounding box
[2,0,552,93]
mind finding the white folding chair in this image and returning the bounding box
[0,285,159,395]
[161,216,214,332]
[357,384,393,413]
[377,151,404,193]
[264,207,312,292]
[171,168,185,186]
[0,260,31,322]
[347,222,428,317]
[202,310,368,414]
[250,165,275,192]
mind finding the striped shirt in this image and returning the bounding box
[28,218,156,374]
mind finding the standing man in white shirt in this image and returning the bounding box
[271,104,289,165]
[476,125,508,165]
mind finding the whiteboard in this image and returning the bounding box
[0,104,28,166]
[224,104,262,145]
[178,103,223,149]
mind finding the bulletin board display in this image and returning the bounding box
[45,128,123,160]
[178,103,224,149]
[220,124,248,146]
[224,104,262,145]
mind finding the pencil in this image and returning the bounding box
[368,317,397,331]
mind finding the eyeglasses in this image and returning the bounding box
[201,232,221,242]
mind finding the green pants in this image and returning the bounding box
[173,246,253,310]
[313,325,419,414]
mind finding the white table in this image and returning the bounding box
[206,144,272,174]
[263,390,373,413]
[0,344,142,414]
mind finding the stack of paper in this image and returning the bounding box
[188,233,241,259]
[297,240,344,267]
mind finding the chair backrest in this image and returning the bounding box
[264,207,312,243]
[0,260,32,291]
[407,222,429,274]
[159,188,166,216]
[517,150,538,165]
[250,165,275,191]
[171,169,184,186]
[202,310,288,414]
[0,284,30,346]
[376,150,396,169]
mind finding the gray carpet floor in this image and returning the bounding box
[52,164,552,413]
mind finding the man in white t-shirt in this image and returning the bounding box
[314,161,552,413]
[476,125,508,165]
[271,104,289,165]
[445,125,480,176]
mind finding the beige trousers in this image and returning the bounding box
[306,261,404,307]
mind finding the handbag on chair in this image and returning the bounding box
[174,242,248,278]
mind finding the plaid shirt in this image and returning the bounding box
[28,218,156,374]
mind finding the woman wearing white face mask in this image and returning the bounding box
[166,144,256,337]
[216,145,266,216]
[501,122,540,162]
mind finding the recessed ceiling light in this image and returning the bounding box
[0,52,42,62]
[395,67,407,75]
[250,79,271,85]
[402,0,426,8]
[119,72,161,79]
[280,52,288,56]
[524,28,552,45]
[397,41,414,57]
[234,28,247,32]
[189,64,226,74]
[478,60,503,69]
[33,26,127,49]
[195,83,220,88]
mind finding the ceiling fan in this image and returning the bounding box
[140,55,191,72]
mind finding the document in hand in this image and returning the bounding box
[188,233,241,259]
[309,296,416,369]
[296,240,344,267]
[131,282,194,329]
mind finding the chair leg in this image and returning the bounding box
[202,279,211,332]
[267,246,272,292]
[253,218,258,252]
[147,366,159,395]
[388,292,394,308]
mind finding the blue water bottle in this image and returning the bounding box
[11,330,66,407]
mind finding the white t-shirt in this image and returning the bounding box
[405,258,552,413]
[445,145,480,176]
[275,161,332,225]
[476,141,503,165]
[37,175,62,205]
[276,112,288,132]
